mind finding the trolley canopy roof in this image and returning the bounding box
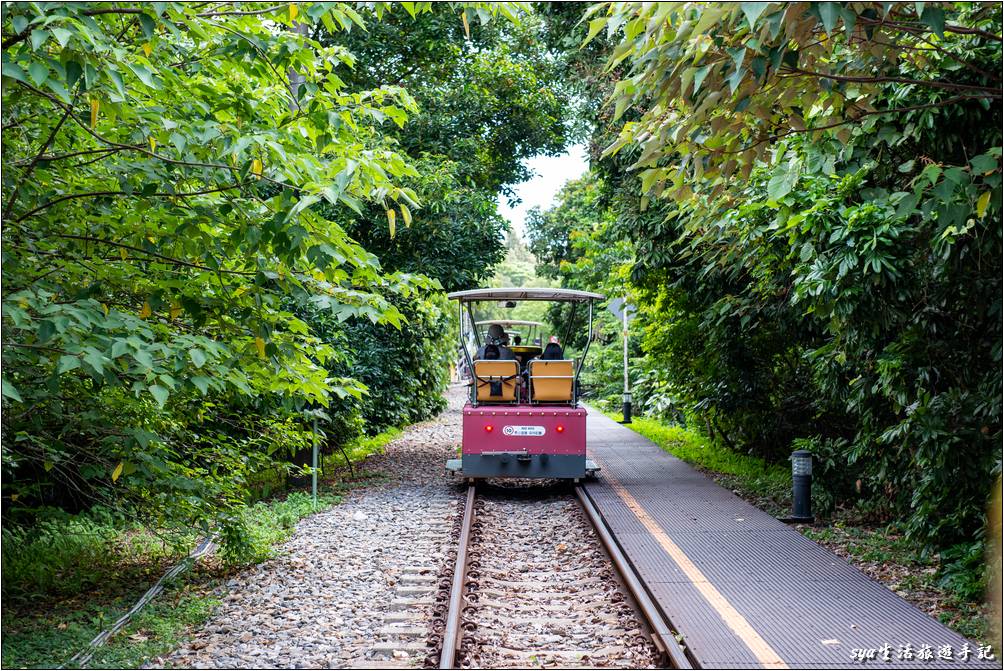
[474,320,543,327]
[448,287,604,303]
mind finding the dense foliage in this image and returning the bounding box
[535,1,1002,582]
[310,6,575,437]
[2,0,999,622]
[0,2,564,553]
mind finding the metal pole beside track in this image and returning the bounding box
[440,484,476,669]
[621,302,632,423]
[311,418,318,510]
[575,486,694,669]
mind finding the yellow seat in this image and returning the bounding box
[474,360,519,403]
[529,360,574,403]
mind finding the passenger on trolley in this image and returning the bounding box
[474,323,515,360]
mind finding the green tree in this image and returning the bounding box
[301,5,575,434]
[315,7,573,292]
[558,1,1002,566]
[0,2,517,537]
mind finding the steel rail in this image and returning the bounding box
[575,485,695,669]
[440,483,476,669]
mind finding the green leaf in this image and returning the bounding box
[28,62,48,86]
[133,350,155,370]
[970,153,998,175]
[111,339,130,358]
[1,61,28,84]
[51,27,73,48]
[920,5,945,38]
[741,2,769,28]
[584,17,608,46]
[727,67,744,94]
[106,69,126,98]
[65,60,83,88]
[138,12,156,38]
[895,192,919,219]
[767,162,799,201]
[817,2,840,34]
[2,378,23,402]
[189,348,207,368]
[83,351,105,376]
[149,384,169,407]
[692,64,712,95]
[191,376,211,395]
[30,29,49,51]
[128,63,156,88]
[339,193,363,215]
[57,355,80,374]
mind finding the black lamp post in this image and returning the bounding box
[785,449,814,523]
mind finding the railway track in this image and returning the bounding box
[435,482,692,669]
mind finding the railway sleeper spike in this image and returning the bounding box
[633,633,652,647]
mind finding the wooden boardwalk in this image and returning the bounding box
[582,411,997,669]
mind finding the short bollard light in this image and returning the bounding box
[785,449,814,523]
[621,392,633,424]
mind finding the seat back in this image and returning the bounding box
[474,360,519,403]
[529,359,574,403]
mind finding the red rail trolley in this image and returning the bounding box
[446,288,603,481]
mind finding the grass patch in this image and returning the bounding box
[3,427,403,668]
[220,490,340,566]
[247,427,403,499]
[2,583,218,669]
[321,426,403,473]
[603,411,790,511]
[2,510,194,604]
[2,489,348,669]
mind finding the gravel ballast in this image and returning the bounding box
[154,386,661,669]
